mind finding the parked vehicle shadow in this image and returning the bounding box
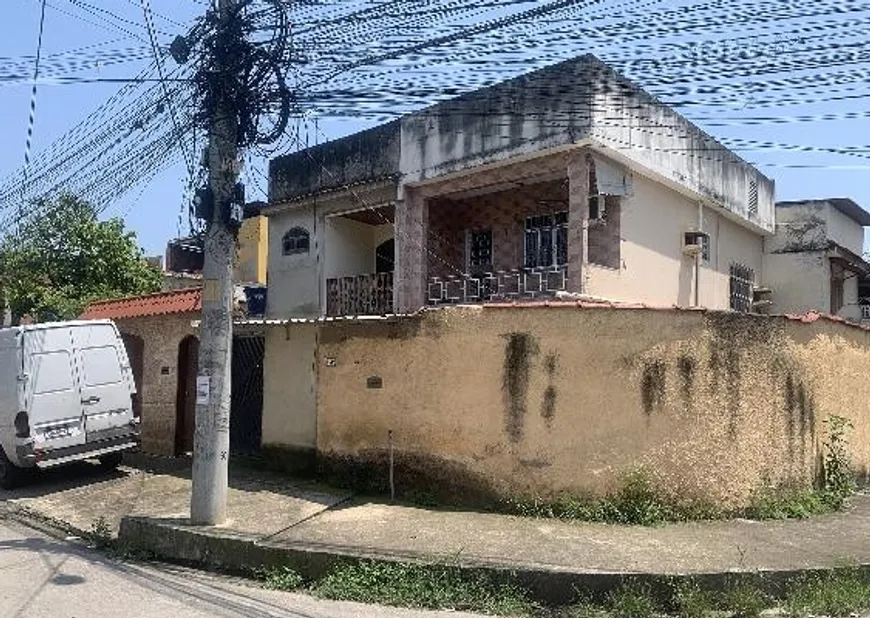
[0,460,132,501]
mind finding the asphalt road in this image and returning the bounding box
[0,517,479,618]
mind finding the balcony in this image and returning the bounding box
[428,267,568,305]
[326,272,394,317]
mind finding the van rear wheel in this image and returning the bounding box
[98,452,123,470]
[0,449,22,490]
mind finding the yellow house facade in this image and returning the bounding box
[234,215,269,285]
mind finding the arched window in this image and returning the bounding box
[282,227,310,255]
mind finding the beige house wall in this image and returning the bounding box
[113,314,197,456]
[585,174,764,309]
[261,324,318,450]
[312,306,870,508]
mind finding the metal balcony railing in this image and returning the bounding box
[326,272,394,317]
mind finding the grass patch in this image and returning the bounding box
[784,567,870,617]
[717,582,770,618]
[507,470,721,526]
[672,580,717,618]
[242,560,870,618]
[312,560,534,616]
[607,585,660,618]
[742,486,833,520]
[261,566,304,591]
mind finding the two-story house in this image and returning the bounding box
[764,198,870,321]
[264,54,775,318]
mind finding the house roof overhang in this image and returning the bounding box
[826,241,870,276]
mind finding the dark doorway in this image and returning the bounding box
[121,333,144,419]
[175,336,199,456]
[230,336,264,456]
[376,238,394,273]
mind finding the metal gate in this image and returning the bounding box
[230,335,264,456]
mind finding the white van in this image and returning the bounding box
[0,319,140,489]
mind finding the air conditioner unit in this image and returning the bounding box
[683,230,709,257]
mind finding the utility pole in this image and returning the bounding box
[191,0,240,525]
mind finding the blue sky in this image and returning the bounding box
[2,0,869,256]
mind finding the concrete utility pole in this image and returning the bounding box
[191,0,240,525]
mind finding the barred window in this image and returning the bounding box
[468,230,493,268]
[525,212,567,269]
[729,263,754,313]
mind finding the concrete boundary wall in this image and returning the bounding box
[290,305,870,508]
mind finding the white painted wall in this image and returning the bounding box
[261,324,317,448]
[763,201,866,319]
[843,274,861,321]
[585,173,764,310]
[266,207,322,318]
[763,252,829,316]
[826,205,865,255]
[324,217,378,279]
[372,223,394,249]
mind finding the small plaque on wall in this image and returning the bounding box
[161,366,171,375]
[366,376,383,389]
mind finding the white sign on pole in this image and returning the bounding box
[196,375,211,405]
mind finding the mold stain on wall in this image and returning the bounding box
[784,372,816,462]
[541,352,559,428]
[640,359,666,416]
[502,332,539,443]
[678,354,696,412]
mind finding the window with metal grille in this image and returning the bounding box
[861,304,870,320]
[525,213,567,269]
[282,227,310,255]
[729,263,754,312]
[748,179,759,218]
[468,229,493,268]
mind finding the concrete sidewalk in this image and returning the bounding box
[6,457,870,604]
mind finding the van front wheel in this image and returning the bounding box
[0,449,22,490]
[98,452,123,470]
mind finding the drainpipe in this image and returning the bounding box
[695,201,703,307]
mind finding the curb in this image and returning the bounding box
[2,502,90,542]
[118,515,870,606]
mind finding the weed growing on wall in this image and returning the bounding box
[85,516,113,550]
[822,414,855,509]
[506,469,720,526]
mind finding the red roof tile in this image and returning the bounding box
[81,288,201,320]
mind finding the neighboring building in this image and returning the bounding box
[235,213,269,285]
[161,271,203,291]
[264,53,774,319]
[165,236,204,274]
[764,199,870,321]
[82,289,201,455]
[81,288,266,457]
[160,214,268,301]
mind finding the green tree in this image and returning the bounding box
[0,194,162,323]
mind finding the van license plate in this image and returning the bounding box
[43,427,72,440]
